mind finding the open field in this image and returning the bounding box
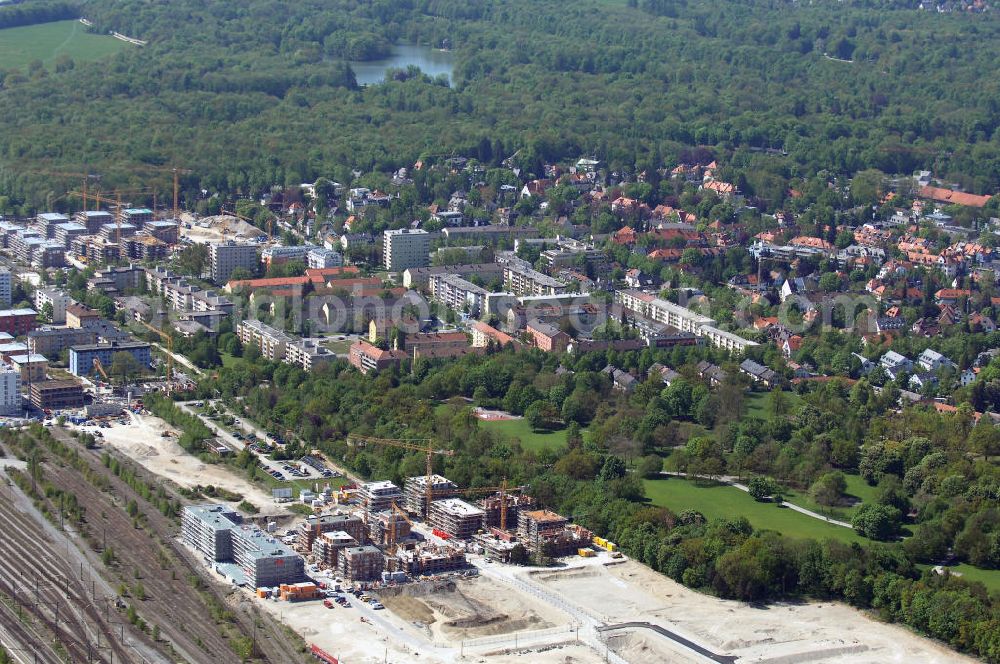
[777,473,879,521]
[532,561,975,664]
[643,476,866,544]
[744,390,804,420]
[0,20,127,69]
[479,417,586,452]
[84,412,288,515]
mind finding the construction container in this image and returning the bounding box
[279,582,320,602]
[578,548,595,557]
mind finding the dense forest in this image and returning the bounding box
[0,0,998,208]
[195,346,1000,661]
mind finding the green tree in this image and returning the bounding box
[809,471,847,507]
[851,503,901,541]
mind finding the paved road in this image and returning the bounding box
[658,472,853,528]
[599,622,738,663]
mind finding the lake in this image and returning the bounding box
[350,43,455,86]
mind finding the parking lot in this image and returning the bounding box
[178,400,341,484]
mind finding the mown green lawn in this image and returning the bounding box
[744,390,805,420]
[479,417,583,452]
[778,473,879,521]
[934,564,1000,593]
[0,20,127,69]
[643,476,866,545]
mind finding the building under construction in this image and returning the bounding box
[480,492,534,529]
[338,545,384,582]
[359,480,403,520]
[394,543,466,576]
[518,510,592,557]
[296,512,366,551]
[403,474,458,517]
[428,498,486,539]
[311,531,358,567]
[368,510,412,548]
[474,531,524,563]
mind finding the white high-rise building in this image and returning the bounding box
[0,363,21,415]
[0,269,11,309]
[383,229,430,272]
[209,242,258,284]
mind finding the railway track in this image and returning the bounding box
[0,491,130,663]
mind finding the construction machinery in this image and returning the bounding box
[455,480,518,531]
[129,164,192,221]
[349,435,455,518]
[92,357,110,383]
[139,320,175,389]
[68,188,154,243]
[223,204,277,239]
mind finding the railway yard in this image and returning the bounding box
[0,413,987,664]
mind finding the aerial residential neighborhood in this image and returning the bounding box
[0,1,998,664]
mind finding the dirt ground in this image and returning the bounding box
[86,412,284,515]
[378,576,564,642]
[255,581,603,664]
[181,214,262,244]
[532,561,976,664]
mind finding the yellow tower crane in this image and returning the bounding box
[455,480,520,531]
[348,435,455,519]
[139,320,175,390]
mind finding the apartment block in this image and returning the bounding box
[209,242,258,284]
[0,309,37,336]
[338,545,384,582]
[306,247,344,269]
[383,229,430,271]
[428,498,486,539]
[311,531,357,567]
[367,510,412,548]
[503,264,568,297]
[34,288,70,324]
[517,509,568,545]
[0,269,10,309]
[480,493,534,530]
[403,474,458,518]
[121,208,153,226]
[53,223,88,249]
[236,319,292,361]
[29,379,84,410]
[284,339,335,372]
[182,504,304,588]
[68,341,151,377]
[296,513,366,551]
[35,212,69,239]
[394,544,466,576]
[358,480,403,520]
[429,273,488,316]
[145,220,179,244]
[0,363,21,415]
[75,210,114,234]
[402,263,504,290]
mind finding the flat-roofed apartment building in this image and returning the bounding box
[358,480,403,520]
[503,263,568,297]
[236,319,292,361]
[296,513,366,551]
[429,273,488,316]
[403,474,458,518]
[383,228,430,271]
[429,498,486,539]
[182,504,303,588]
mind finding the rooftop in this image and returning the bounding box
[433,498,485,517]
